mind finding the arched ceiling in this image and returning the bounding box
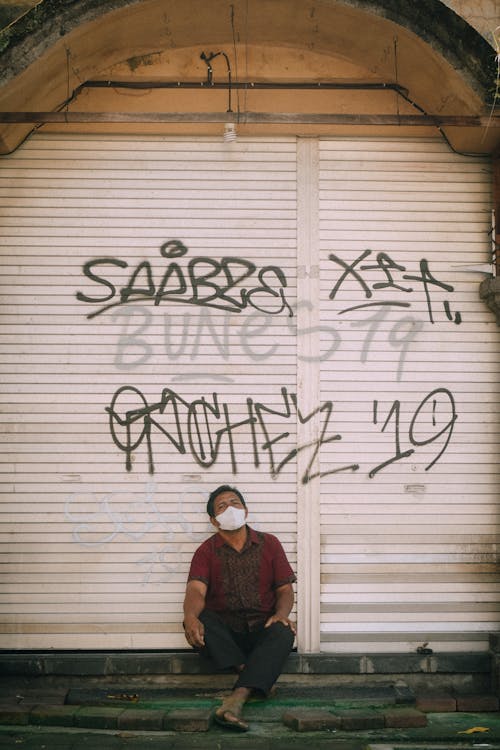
[0,0,498,153]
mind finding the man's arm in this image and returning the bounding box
[265,583,296,633]
[183,579,208,648]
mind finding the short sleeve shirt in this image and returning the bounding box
[188,526,296,632]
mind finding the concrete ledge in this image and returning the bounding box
[73,706,125,730]
[29,704,76,727]
[64,683,412,707]
[0,706,32,725]
[164,708,212,732]
[117,708,166,731]
[430,652,491,674]
[0,650,492,677]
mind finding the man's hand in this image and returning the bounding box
[265,583,295,633]
[264,613,296,634]
[183,615,205,648]
[183,579,208,648]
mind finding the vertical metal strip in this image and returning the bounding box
[494,154,500,275]
[296,137,321,652]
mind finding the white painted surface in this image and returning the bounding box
[0,134,298,648]
[318,137,498,652]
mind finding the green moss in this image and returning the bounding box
[0,5,30,30]
[344,0,498,104]
[126,52,161,72]
[0,0,101,59]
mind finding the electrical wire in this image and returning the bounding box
[1,72,497,158]
[230,4,241,119]
[55,77,495,158]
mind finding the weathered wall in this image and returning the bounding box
[0,0,38,28]
[0,0,497,156]
[1,0,498,43]
[440,0,499,44]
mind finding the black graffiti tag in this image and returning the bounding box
[105,385,358,484]
[77,239,293,319]
[328,250,462,325]
[369,387,458,477]
[106,385,456,482]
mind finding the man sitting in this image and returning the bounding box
[183,484,296,731]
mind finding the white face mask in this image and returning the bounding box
[216,505,246,531]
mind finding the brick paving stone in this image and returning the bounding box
[163,707,212,731]
[383,707,428,728]
[456,695,500,712]
[30,704,77,726]
[415,694,457,712]
[74,705,125,729]
[118,708,167,730]
[336,709,385,731]
[282,708,341,732]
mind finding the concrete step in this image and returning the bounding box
[64,682,414,707]
[2,694,500,742]
[0,650,492,694]
[2,674,500,750]
[0,648,496,743]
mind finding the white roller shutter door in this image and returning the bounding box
[0,134,298,649]
[0,133,497,652]
[318,138,498,653]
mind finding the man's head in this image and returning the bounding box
[207,485,248,531]
[207,484,246,518]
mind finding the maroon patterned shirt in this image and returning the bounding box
[188,526,296,632]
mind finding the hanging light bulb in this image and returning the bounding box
[223,123,237,143]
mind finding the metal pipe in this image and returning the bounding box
[73,80,410,95]
[0,112,496,126]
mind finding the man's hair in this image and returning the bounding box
[206,485,246,518]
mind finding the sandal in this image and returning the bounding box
[213,709,249,732]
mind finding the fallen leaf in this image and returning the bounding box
[458,727,490,734]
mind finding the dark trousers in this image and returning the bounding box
[198,609,294,696]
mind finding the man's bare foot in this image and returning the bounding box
[213,687,250,732]
[214,707,249,732]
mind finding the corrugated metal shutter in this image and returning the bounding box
[0,133,298,649]
[1,133,497,653]
[318,138,498,652]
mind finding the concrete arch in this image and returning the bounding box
[0,0,497,153]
